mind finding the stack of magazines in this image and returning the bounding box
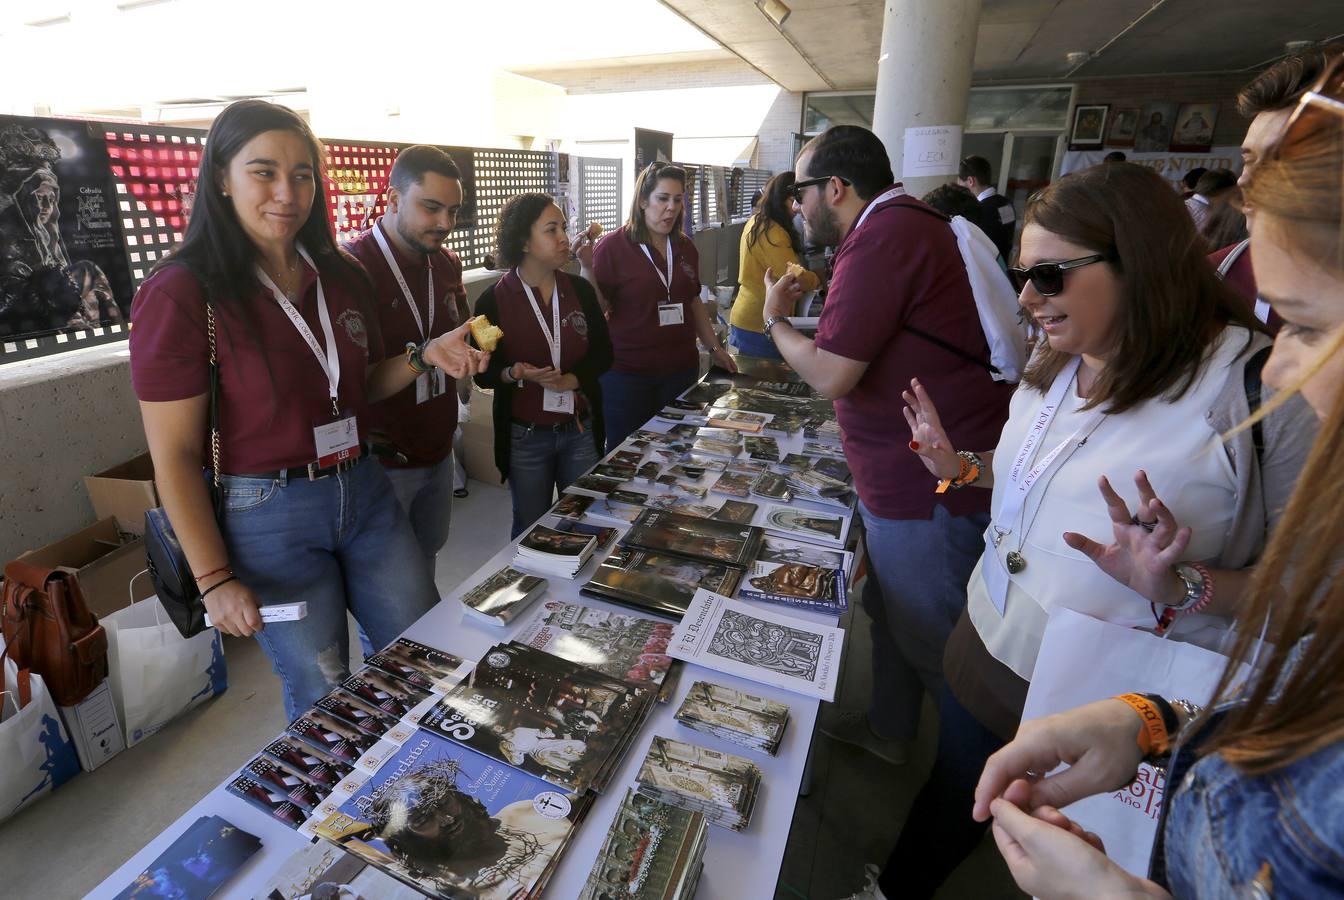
[515,600,681,696]
[578,787,709,900]
[513,522,598,577]
[635,735,762,831]
[582,547,742,620]
[784,467,856,509]
[675,681,790,755]
[458,565,548,626]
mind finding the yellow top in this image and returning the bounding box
[730,217,821,333]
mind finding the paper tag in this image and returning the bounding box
[543,389,575,413]
[415,369,448,404]
[314,416,360,468]
[998,204,1016,225]
[983,532,1011,615]
[658,303,684,326]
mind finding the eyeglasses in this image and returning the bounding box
[1007,254,1108,297]
[787,175,851,204]
[1268,52,1344,161]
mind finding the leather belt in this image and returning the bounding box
[511,416,584,434]
[226,443,370,481]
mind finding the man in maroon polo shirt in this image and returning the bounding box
[762,125,1012,765]
[346,146,470,575]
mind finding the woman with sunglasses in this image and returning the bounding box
[973,53,1344,899]
[579,162,735,450]
[846,161,1315,900]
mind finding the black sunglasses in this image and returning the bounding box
[788,175,851,204]
[1007,254,1107,297]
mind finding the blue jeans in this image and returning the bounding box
[218,459,440,721]
[859,501,988,741]
[508,419,601,538]
[600,367,699,452]
[729,325,782,360]
[384,456,455,578]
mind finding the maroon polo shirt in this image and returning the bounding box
[130,259,379,474]
[592,229,700,375]
[345,219,466,467]
[492,269,591,425]
[1209,240,1281,335]
[815,187,1013,521]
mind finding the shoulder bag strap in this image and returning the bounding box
[1244,344,1271,468]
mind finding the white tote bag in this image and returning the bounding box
[104,592,228,746]
[1021,608,1237,878]
[0,651,81,823]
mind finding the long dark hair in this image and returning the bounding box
[623,162,687,246]
[154,100,367,308]
[746,171,802,256]
[1020,162,1265,414]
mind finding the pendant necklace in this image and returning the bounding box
[1004,416,1104,574]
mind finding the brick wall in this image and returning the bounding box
[1069,72,1252,147]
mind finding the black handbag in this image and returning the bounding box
[144,304,222,639]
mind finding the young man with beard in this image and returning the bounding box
[761,125,1012,765]
[347,146,471,577]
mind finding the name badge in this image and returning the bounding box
[415,369,448,404]
[314,416,360,468]
[982,532,1011,616]
[658,303,684,326]
[543,389,576,414]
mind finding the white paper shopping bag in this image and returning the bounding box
[0,651,81,822]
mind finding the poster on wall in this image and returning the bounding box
[901,125,963,179]
[0,116,133,341]
[1068,104,1110,150]
[1170,103,1219,153]
[634,127,674,178]
[1133,102,1179,153]
[1106,107,1140,148]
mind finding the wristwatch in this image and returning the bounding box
[1172,563,1207,611]
[763,315,785,341]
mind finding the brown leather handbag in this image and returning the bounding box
[1,560,108,706]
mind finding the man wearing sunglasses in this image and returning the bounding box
[763,125,1012,769]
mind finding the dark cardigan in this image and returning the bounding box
[473,272,613,483]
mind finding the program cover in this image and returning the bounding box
[226,773,310,829]
[367,639,472,693]
[689,438,741,459]
[742,435,780,462]
[634,736,761,831]
[750,472,792,502]
[758,536,854,575]
[262,738,351,789]
[761,504,852,549]
[585,497,646,524]
[114,814,260,900]
[739,559,848,615]
[711,471,753,498]
[571,474,625,495]
[706,410,767,433]
[288,712,379,761]
[578,788,708,900]
[612,449,645,465]
[343,669,435,719]
[675,681,790,754]
[242,756,325,813]
[811,457,852,483]
[581,547,743,619]
[552,492,595,518]
[620,509,764,569]
[313,728,584,900]
[459,566,549,627]
[316,690,400,739]
[518,524,596,559]
[712,499,759,525]
[668,589,844,701]
[553,518,619,551]
[636,462,662,481]
[258,840,423,900]
[516,600,677,690]
[594,462,638,481]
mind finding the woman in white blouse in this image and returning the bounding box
[848,162,1315,900]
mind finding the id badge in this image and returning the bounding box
[314,415,360,468]
[982,532,1010,616]
[415,370,448,404]
[543,389,575,414]
[658,303,684,326]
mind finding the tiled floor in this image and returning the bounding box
[0,480,1022,900]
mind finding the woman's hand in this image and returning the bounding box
[711,346,738,373]
[574,231,597,270]
[901,378,961,480]
[424,320,489,378]
[762,266,800,320]
[201,577,264,638]
[1062,472,1191,607]
[533,369,580,392]
[514,363,554,384]
[974,698,1146,822]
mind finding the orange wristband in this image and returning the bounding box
[1115,693,1170,757]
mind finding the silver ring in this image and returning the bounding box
[1131,515,1157,533]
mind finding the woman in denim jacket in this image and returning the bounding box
[971,55,1344,898]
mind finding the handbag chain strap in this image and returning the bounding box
[208,304,221,492]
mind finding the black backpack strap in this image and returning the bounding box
[1244,344,1271,467]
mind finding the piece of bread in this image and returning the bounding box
[785,261,806,279]
[586,221,603,241]
[470,315,503,352]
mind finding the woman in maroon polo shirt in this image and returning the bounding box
[474,193,613,536]
[128,100,486,720]
[580,162,734,450]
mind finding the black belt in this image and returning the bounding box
[226,443,370,481]
[511,416,585,434]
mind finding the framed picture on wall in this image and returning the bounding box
[1106,107,1140,147]
[1068,104,1109,149]
[1134,102,1179,153]
[1170,102,1219,152]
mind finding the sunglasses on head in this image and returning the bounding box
[787,174,852,204]
[1006,254,1108,297]
[1268,52,1344,161]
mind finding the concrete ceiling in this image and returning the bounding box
[653,0,1344,91]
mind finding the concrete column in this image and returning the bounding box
[870,0,982,198]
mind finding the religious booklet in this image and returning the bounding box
[570,473,626,496]
[668,589,844,702]
[315,689,400,739]
[750,472,793,502]
[513,523,598,578]
[674,680,791,756]
[552,492,595,518]
[515,599,679,693]
[757,535,855,577]
[742,435,781,462]
[553,517,620,551]
[241,756,326,814]
[261,737,352,790]
[581,547,743,619]
[690,437,742,459]
[620,508,764,569]
[113,814,261,900]
[258,839,424,900]
[578,787,709,900]
[738,556,849,616]
[363,638,473,694]
[225,771,311,830]
[634,735,762,831]
[459,565,549,627]
[289,709,380,759]
[312,727,590,900]
[342,668,436,719]
[711,470,755,498]
[712,499,759,525]
[760,503,852,549]
[593,462,638,482]
[706,410,768,433]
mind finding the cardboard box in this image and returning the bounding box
[58,678,125,771]
[84,452,158,536]
[20,518,154,620]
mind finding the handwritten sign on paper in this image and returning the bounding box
[902,125,963,178]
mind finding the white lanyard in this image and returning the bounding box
[371,220,434,341]
[255,245,341,414]
[517,270,562,369]
[995,356,1103,535]
[640,236,674,303]
[850,185,908,235]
